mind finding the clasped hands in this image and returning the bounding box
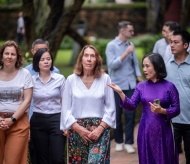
[79,126,104,143]
[64,125,104,143]
[0,117,12,130]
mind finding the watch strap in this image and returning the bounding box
[10,115,17,123]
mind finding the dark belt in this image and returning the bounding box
[0,112,14,118]
[33,112,60,118]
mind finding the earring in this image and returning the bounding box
[0,60,3,65]
[16,61,19,67]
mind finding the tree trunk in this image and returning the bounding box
[34,0,50,37]
[42,0,64,38]
[67,28,87,48]
[22,0,86,59]
[146,0,161,33]
[46,0,85,58]
[180,0,190,29]
[22,0,36,50]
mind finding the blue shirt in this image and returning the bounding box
[165,54,190,124]
[105,37,141,90]
[153,38,168,60]
[25,64,60,120]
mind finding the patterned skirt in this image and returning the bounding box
[68,118,110,164]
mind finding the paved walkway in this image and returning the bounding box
[110,124,186,164]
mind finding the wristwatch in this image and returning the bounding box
[10,116,17,123]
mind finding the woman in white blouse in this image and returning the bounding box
[60,45,116,163]
[30,48,66,164]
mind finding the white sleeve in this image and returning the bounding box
[23,69,33,89]
[102,74,116,128]
[60,76,77,130]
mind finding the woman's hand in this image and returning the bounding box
[88,126,104,141]
[72,123,92,143]
[0,117,10,130]
[63,130,68,136]
[149,102,166,115]
[107,83,122,94]
[107,83,126,101]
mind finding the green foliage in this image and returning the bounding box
[83,1,146,9]
[55,49,73,77]
[91,38,111,65]
[131,33,162,55]
[60,36,74,50]
[0,0,21,3]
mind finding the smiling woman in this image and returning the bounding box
[0,40,33,164]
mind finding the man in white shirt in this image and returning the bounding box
[153,21,181,61]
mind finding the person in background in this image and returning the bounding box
[25,39,60,78]
[165,30,190,164]
[25,38,60,120]
[108,53,180,164]
[105,20,143,153]
[25,38,60,164]
[17,11,25,45]
[153,21,181,61]
[30,48,66,164]
[60,45,116,163]
[0,40,33,164]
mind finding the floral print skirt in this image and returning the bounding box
[68,118,110,164]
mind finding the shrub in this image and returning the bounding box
[131,33,162,54]
[60,36,74,49]
[91,38,111,65]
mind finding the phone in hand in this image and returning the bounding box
[154,99,160,105]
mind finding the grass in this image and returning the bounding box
[55,49,74,77]
[0,39,145,79]
[54,47,145,78]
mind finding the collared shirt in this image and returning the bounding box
[32,72,65,114]
[25,64,60,76]
[164,43,190,63]
[60,73,116,130]
[105,37,141,90]
[153,38,168,60]
[165,54,190,124]
[25,64,60,119]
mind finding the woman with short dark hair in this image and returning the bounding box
[30,48,66,164]
[108,53,180,164]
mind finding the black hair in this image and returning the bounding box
[164,21,181,31]
[33,48,54,72]
[142,53,167,80]
[173,30,190,46]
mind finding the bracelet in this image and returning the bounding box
[99,124,106,130]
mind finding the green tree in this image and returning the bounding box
[22,0,87,58]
